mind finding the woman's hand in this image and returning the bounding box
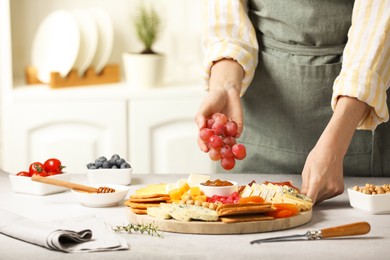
[301,96,370,204]
[301,142,345,204]
[195,59,244,152]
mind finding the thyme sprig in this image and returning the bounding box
[113,223,163,238]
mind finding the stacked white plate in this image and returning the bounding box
[31,8,114,84]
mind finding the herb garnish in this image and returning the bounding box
[113,223,163,238]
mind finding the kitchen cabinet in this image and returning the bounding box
[2,99,127,174]
[129,88,212,174]
[0,85,213,175]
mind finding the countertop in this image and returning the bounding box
[1,170,389,260]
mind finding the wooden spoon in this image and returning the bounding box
[31,175,115,193]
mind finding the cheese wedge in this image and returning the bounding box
[147,207,172,219]
[239,182,313,211]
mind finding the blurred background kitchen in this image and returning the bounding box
[0,0,214,175]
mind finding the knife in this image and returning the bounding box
[250,221,370,244]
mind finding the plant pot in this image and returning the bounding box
[122,52,165,88]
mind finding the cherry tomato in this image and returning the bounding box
[16,171,31,177]
[29,162,45,175]
[39,171,49,177]
[43,158,64,174]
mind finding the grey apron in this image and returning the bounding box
[226,0,390,176]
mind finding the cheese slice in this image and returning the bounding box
[187,206,218,221]
[239,182,313,211]
[148,203,218,222]
[147,207,172,219]
[241,185,253,197]
[135,183,167,195]
[251,189,261,197]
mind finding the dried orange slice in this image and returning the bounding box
[238,196,265,204]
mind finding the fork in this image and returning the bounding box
[31,175,115,193]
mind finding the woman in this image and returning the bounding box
[195,0,390,204]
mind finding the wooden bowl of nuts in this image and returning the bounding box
[348,183,390,214]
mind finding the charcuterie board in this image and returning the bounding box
[127,208,312,234]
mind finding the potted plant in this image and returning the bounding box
[122,5,165,88]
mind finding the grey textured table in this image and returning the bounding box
[1,170,389,260]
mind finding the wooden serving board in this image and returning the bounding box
[128,209,312,235]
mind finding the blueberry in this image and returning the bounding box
[98,156,107,162]
[86,163,95,169]
[95,160,103,168]
[120,162,131,169]
[108,158,116,165]
[111,154,120,161]
[115,158,126,167]
[102,160,112,169]
[89,165,97,170]
[111,165,118,169]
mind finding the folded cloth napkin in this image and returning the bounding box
[0,209,129,253]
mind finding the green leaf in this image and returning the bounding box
[133,5,161,54]
[113,223,163,238]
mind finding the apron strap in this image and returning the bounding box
[260,35,346,56]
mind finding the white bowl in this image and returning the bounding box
[72,184,129,208]
[347,188,390,214]
[86,168,132,185]
[199,181,238,197]
[9,173,71,196]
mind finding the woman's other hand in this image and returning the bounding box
[301,96,370,203]
[195,59,244,152]
[301,143,345,204]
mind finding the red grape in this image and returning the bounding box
[209,148,222,161]
[212,112,228,125]
[232,143,246,160]
[199,128,214,142]
[206,118,215,129]
[220,145,234,158]
[221,157,235,170]
[198,112,247,171]
[225,121,238,137]
[209,135,223,149]
[223,136,236,147]
[212,122,226,136]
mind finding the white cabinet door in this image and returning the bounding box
[129,94,213,174]
[2,100,127,174]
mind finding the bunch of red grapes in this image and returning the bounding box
[199,113,247,170]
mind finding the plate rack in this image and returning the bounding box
[25,64,120,88]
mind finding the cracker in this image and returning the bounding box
[217,202,271,211]
[130,193,169,199]
[217,205,274,217]
[128,197,170,203]
[126,201,162,209]
[220,215,274,223]
[131,208,147,215]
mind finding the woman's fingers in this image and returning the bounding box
[301,166,319,204]
[227,89,243,137]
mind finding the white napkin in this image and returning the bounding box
[0,209,129,253]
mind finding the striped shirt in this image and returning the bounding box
[201,0,390,130]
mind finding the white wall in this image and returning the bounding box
[0,0,13,164]
[9,0,204,86]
